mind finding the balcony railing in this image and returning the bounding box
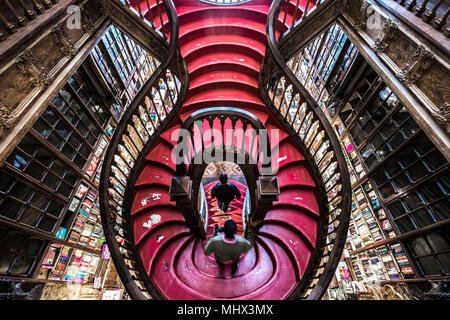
[0,0,62,41]
[384,0,450,36]
[260,0,351,300]
[119,0,170,39]
[170,107,279,238]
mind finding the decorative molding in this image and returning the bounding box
[432,103,450,132]
[371,19,398,54]
[0,104,15,139]
[335,0,352,16]
[51,25,79,58]
[99,0,114,16]
[16,50,42,86]
[17,49,37,68]
[81,7,96,34]
[37,67,55,86]
[354,0,371,30]
[397,45,434,84]
[0,0,107,145]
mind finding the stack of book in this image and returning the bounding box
[391,243,414,275]
[49,246,71,280]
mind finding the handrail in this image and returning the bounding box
[0,0,65,42]
[260,0,351,300]
[99,0,189,300]
[276,0,330,41]
[377,0,449,36]
[171,107,277,239]
[242,188,251,232]
[119,0,170,39]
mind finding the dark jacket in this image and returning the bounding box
[211,183,241,203]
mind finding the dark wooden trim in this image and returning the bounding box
[0,275,99,285]
[0,215,102,255]
[1,164,68,204]
[80,60,116,121]
[64,82,107,134]
[278,0,340,61]
[107,0,169,62]
[28,129,97,190]
[47,103,95,152]
[349,218,450,255]
[374,0,450,56]
[379,275,450,284]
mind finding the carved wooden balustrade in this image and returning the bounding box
[0,0,63,41]
[170,107,280,239]
[276,0,330,40]
[382,0,450,36]
[99,0,189,300]
[260,0,352,300]
[118,0,169,38]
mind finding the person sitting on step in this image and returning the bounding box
[211,173,241,213]
[204,219,252,277]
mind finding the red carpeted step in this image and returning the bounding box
[192,237,257,277]
[145,140,177,172]
[239,235,298,299]
[276,162,316,188]
[160,124,182,147]
[132,185,172,215]
[258,226,311,277]
[135,163,174,188]
[274,187,320,216]
[134,207,186,245]
[264,207,317,248]
[175,239,274,298]
[139,222,189,274]
[150,234,211,300]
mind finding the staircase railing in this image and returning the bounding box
[198,182,208,233]
[379,0,450,36]
[170,107,279,239]
[260,0,351,300]
[242,188,251,233]
[119,0,169,39]
[175,107,272,176]
[99,0,189,300]
[0,0,62,41]
[276,0,330,40]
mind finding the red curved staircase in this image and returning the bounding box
[127,0,323,299]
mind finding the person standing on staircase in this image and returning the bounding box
[211,173,241,213]
[204,219,252,277]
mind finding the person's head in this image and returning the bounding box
[219,173,228,184]
[223,219,237,238]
